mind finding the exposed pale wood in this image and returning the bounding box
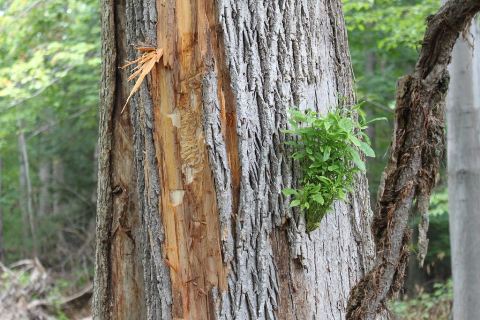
[150,0,229,318]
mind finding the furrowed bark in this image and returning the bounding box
[216,1,375,318]
[347,1,480,319]
[95,0,375,319]
[93,0,115,317]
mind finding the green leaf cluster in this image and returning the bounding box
[283,107,378,232]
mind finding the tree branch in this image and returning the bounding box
[347,1,480,319]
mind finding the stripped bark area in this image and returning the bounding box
[347,1,480,319]
[149,0,230,318]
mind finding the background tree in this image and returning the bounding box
[94,0,376,319]
[447,17,480,319]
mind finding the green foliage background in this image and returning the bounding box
[0,0,100,269]
[344,0,439,194]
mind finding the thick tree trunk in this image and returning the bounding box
[94,1,375,319]
[447,19,480,319]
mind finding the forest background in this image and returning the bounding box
[0,0,454,318]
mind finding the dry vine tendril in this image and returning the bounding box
[121,46,166,113]
[283,106,383,232]
[346,1,480,318]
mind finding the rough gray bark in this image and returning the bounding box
[94,0,375,319]
[215,2,374,319]
[447,17,480,320]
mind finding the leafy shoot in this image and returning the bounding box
[282,107,380,232]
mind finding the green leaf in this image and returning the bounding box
[318,176,332,184]
[282,188,297,196]
[312,193,324,205]
[292,153,304,160]
[327,164,339,172]
[358,141,375,157]
[339,118,354,132]
[350,149,366,171]
[348,135,362,147]
[290,200,301,208]
[282,106,377,232]
[366,117,388,124]
[323,146,331,161]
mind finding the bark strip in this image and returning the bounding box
[93,0,116,318]
[95,1,151,319]
[347,1,480,319]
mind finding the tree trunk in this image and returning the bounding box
[17,120,37,256]
[447,18,480,319]
[94,1,375,319]
[38,161,51,217]
[0,156,4,262]
[52,158,64,216]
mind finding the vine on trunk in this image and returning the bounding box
[347,1,480,319]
